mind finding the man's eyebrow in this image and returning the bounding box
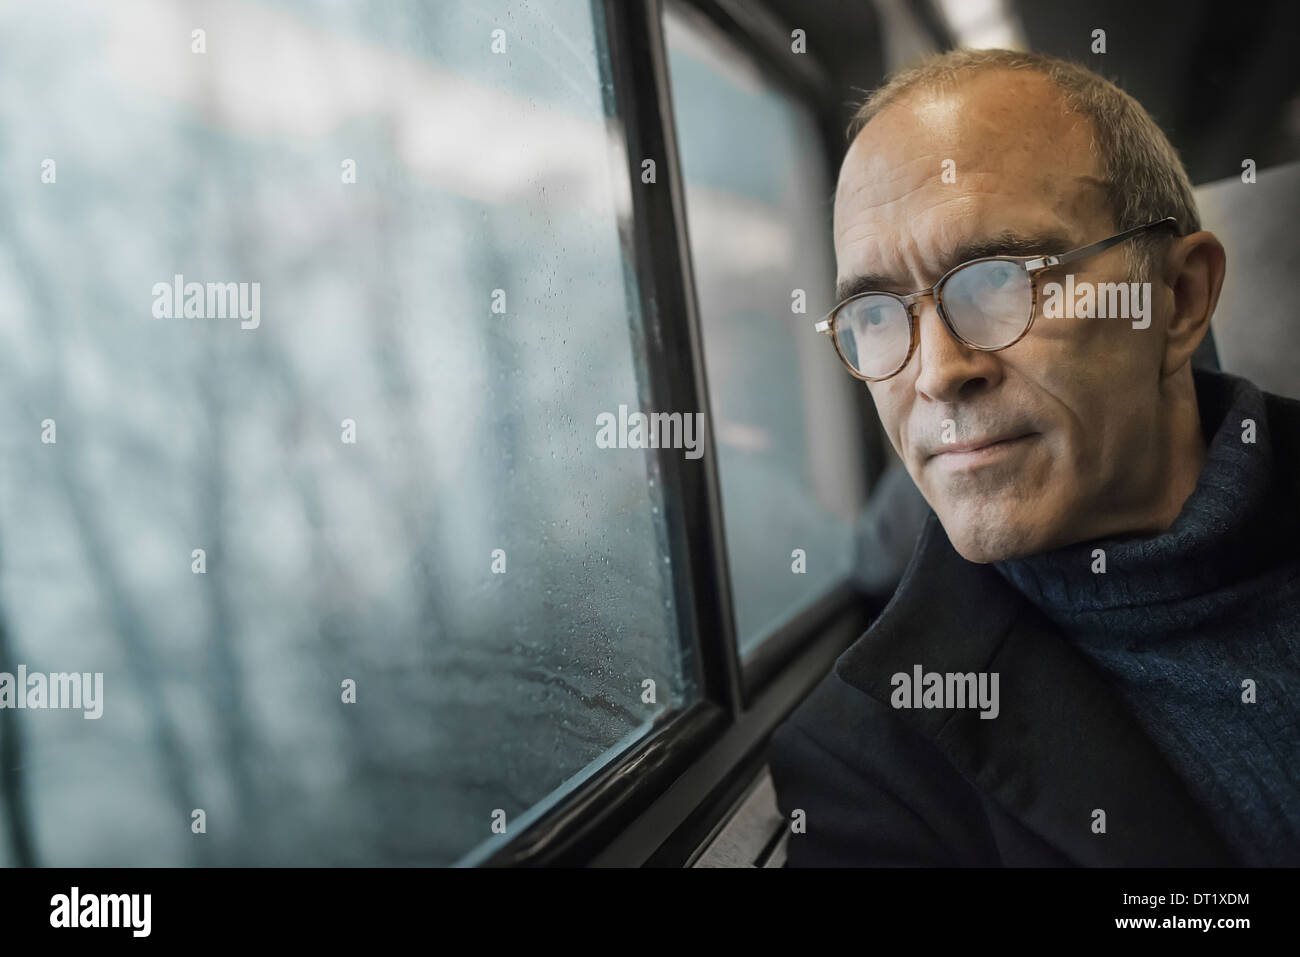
[834,230,1076,303]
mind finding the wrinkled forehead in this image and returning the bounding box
[833,73,1111,273]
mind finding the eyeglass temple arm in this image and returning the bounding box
[1023,216,1179,271]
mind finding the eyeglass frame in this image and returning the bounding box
[814,216,1181,382]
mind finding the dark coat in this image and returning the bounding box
[767,511,1242,867]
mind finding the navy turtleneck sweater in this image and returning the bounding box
[994,368,1300,866]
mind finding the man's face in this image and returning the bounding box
[834,70,1174,562]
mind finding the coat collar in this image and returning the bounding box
[835,511,1241,865]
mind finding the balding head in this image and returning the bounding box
[842,49,1202,282]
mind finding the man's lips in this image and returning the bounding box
[924,432,1037,461]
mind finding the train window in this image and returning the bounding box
[0,0,697,866]
[662,4,870,659]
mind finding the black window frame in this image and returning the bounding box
[479,0,885,868]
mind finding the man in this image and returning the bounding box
[767,48,1300,866]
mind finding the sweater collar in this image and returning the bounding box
[992,368,1281,636]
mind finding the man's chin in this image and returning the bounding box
[933,504,1054,564]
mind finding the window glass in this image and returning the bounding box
[663,4,869,658]
[0,0,695,866]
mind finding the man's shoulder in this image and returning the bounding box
[772,652,921,768]
[776,508,1019,754]
[767,642,1005,866]
[770,632,987,803]
[767,514,1010,839]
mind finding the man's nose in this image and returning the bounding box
[909,295,1003,403]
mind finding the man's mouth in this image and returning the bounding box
[927,432,1038,467]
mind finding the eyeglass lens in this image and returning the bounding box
[833,259,1033,379]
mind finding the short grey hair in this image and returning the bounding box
[846,49,1199,280]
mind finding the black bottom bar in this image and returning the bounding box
[1,866,1287,943]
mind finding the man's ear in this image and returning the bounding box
[1160,230,1227,377]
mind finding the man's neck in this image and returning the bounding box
[1140,366,1208,536]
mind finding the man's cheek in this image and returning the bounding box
[867,388,909,457]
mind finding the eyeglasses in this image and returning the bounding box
[815,217,1180,381]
